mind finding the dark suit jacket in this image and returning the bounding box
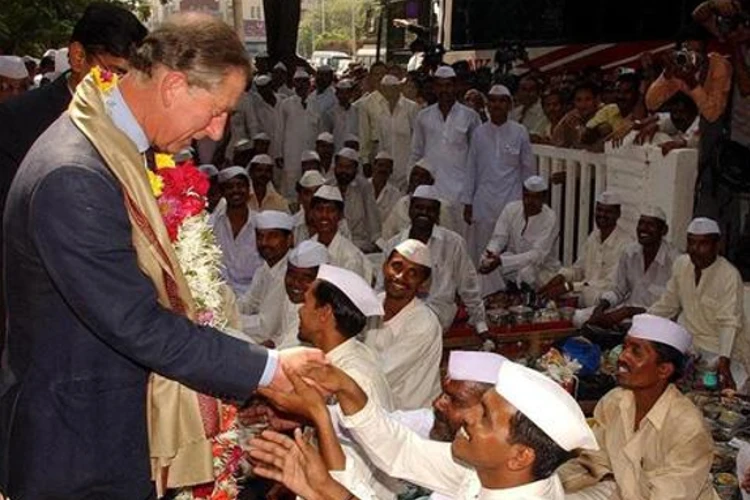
[0,114,270,499]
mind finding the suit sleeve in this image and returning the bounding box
[30,166,271,401]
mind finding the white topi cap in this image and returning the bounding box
[43,49,57,59]
[687,217,720,235]
[640,205,667,222]
[313,185,344,203]
[253,132,271,142]
[54,48,70,76]
[488,84,512,98]
[0,56,29,79]
[289,240,329,268]
[198,164,219,178]
[412,185,440,202]
[301,150,321,163]
[344,133,360,145]
[254,74,272,87]
[218,166,250,184]
[317,264,384,316]
[234,138,253,152]
[495,361,599,452]
[293,68,310,80]
[299,170,327,188]
[336,78,355,90]
[375,151,394,162]
[523,175,548,193]
[448,351,507,384]
[393,239,432,268]
[628,313,692,354]
[336,147,359,163]
[596,191,622,206]
[250,154,274,166]
[317,132,335,144]
[273,62,287,71]
[254,210,295,231]
[434,65,457,79]
[412,158,435,175]
[381,74,403,86]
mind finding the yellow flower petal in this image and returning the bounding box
[148,169,164,197]
[91,66,118,93]
[155,153,176,170]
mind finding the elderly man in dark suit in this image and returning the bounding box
[0,14,322,499]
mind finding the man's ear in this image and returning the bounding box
[68,42,88,75]
[160,70,188,110]
[507,443,536,473]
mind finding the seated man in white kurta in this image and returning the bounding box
[310,185,374,284]
[365,239,442,411]
[303,356,598,499]
[238,210,294,345]
[478,175,560,295]
[649,217,747,391]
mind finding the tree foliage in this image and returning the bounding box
[298,0,375,57]
[0,0,150,56]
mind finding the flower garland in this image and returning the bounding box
[92,67,243,500]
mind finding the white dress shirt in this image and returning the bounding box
[238,257,288,344]
[410,102,481,204]
[484,201,560,291]
[323,102,360,151]
[228,90,282,160]
[210,204,263,296]
[365,295,442,410]
[313,232,374,285]
[360,92,420,191]
[600,240,680,309]
[277,94,321,197]
[341,177,382,250]
[380,195,463,244]
[371,181,403,227]
[382,226,487,332]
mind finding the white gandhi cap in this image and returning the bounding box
[344,133,360,145]
[336,147,360,163]
[488,84,512,97]
[381,74,402,86]
[313,185,344,203]
[293,68,310,79]
[434,65,457,79]
[253,210,295,231]
[250,154,274,166]
[495,361,599,452]
[448,351,507,384]
[523,175,548,192]
[412,158,435,175]
[218,166,250,183]
[299,170,327,188]
[317,132,335,144]
[301,150,321,163]
[273,62,287,71]
[289,240,329,268]
[253,132,271,142]
[317,264,384,316]
[596,191,622,206]
[375,151,394,162]
[254,74,272,87]
[393,239,432,268]
[0,56,29,79]
[412,185,440,202]
[336,78,355,90]
[198,164,219,177]
[687,217,720,235]
[640,205,667,222]
[628,313,692,354]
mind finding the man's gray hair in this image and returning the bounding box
[130,13,250,90]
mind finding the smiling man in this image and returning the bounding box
[560,314,718,499]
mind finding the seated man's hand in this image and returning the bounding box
[634,122,659,145]
[270,347,328,393]
[259,369,329,424]
[238,401,304,431]
[718,356,737,391]
[660,139,688,156]
[538,274,569,301]
[478,252,501,274]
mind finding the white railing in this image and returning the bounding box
[532,142,699,266]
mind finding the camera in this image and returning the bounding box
[673,48,701,73]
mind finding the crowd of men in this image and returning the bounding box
[1,0,750,498]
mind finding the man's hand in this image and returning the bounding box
[718,356,737,391]
[268,347,328,393]
[463,204,473,225]
[302,363,368,416]
[538,274,569,301]
[660,139,688,156]
[608,121,635,148]
[478,252,501,274]
[259,369,329,424]
[634,122,659,145]
[238,401,303,431]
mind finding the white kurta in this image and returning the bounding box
[341,178,382,250]
[338,397,566,500]
[380,195,462,244]
[600,240,680,310]
[382,227,487,332]
[238,257,288,344]
[559,226,633,307]
[277,94,321,197]
[410,102,481,204]
[372,181,403,224]
[360,92,420,191]
[210,205,263,296]
[310,85,337,118]
[313,232,374,285]
[461,120,536,264]
[510,100,550,137]
[323,102,360,151]
[229,90,282,160]
[483,201,560,294]
[276,297,302,349]
[365,295,442,410]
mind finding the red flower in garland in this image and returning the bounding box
[156,165,211,241]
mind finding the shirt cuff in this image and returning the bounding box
[339,395,378,430]
[719,328,737,359]
[600,291,619,307]
[257,348,279,387]
[475,321,489,334]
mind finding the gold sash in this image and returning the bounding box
[68,74,215,494]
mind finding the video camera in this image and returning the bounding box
[672,48,703,73]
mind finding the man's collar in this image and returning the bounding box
[104,85,149,154]
[621,384,677,432]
